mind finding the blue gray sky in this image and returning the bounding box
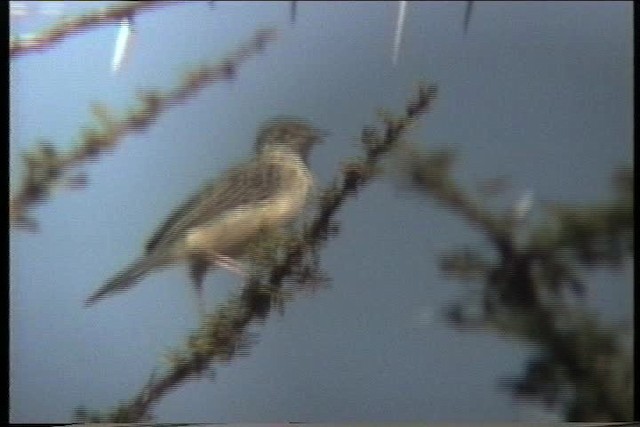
[10,1,632,423]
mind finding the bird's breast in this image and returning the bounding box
[183,153,313,258]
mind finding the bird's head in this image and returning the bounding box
[255,116,327,162]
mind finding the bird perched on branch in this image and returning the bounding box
[85,117,325,310]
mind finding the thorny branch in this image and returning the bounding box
[396,143,632,421]
[73,84,439,423]
[10,27,278,231]
[10,1,180,58]
[12,3,631,423]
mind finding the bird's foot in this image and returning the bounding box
[213,254,247,278]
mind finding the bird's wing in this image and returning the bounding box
[145,154,308,253]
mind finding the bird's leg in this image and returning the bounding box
[213,254,247,278]
[192,288,206,319]
[189,260,208,318]
[196,246,246,278]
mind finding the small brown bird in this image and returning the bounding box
[85,117,325,308]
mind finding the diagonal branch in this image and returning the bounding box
[10,1,180,58]
[73,83,439,423]
[10,27,278,232]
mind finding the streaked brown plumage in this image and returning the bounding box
[85,117,324,308]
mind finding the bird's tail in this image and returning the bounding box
[84,254,164,307]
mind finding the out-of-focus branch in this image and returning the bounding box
[10,1,180,58]
[10,27,278,232]
[394,145,632,421]
[73,83,439,423]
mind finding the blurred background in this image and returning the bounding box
[10,1,632,423]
